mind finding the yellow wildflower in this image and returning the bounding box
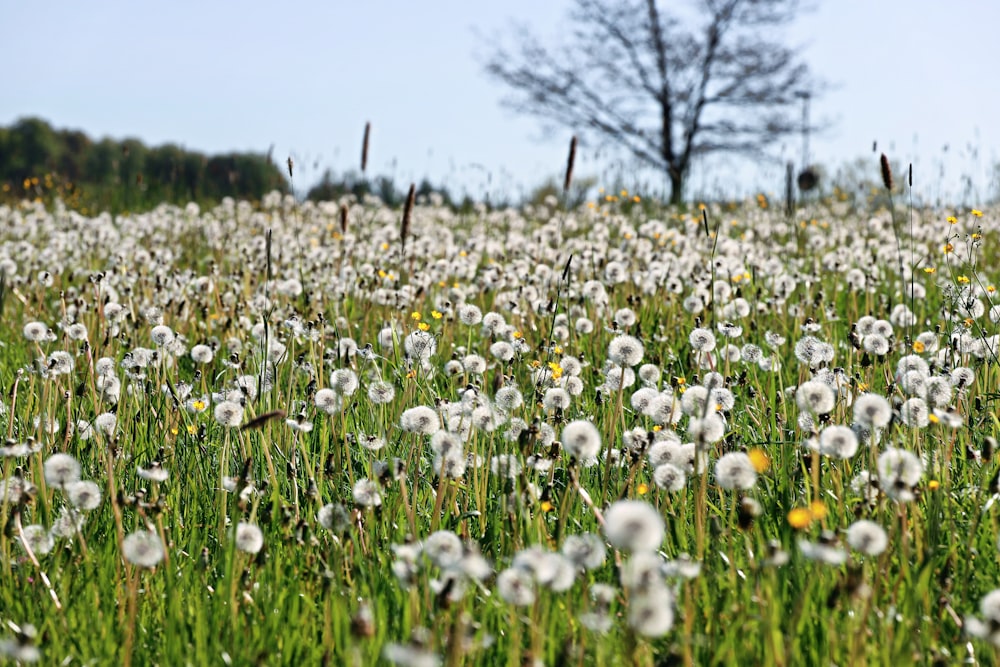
[787,508,812,530]
[808,501,827,521]
[747,449,770,473]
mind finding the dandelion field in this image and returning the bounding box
[3,185,1000,666]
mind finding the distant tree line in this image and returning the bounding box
[0,117,288,211]
[306,169,459,208]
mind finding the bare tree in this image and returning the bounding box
[483,0,819,205]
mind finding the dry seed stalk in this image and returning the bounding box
[361,122,371,173]
[401,183,416,252]
[879,153,893,191]
[563,135,577,193]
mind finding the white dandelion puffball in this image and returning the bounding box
[603,500,665,553]
[561,420,602,461]
[235,522,264,554]
[122,530,165,568]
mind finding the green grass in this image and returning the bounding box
[0,190,998,665]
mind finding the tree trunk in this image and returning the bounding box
[668,170,683,206]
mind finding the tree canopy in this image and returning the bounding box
[484,0,820,205]
[0,117,288,211]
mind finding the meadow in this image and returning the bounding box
[1,176,999,666]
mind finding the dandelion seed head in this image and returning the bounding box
[43,453,81,488]
[150,325,174,346]
[846,519,888,556]
[400,405,440,435]
[122,530,165,568]
[796,380,836,415]
[330,368,359,396]
[714,452,757,490]
[317,503,350,533]
[235,522,264,554]
[352,478,383,508]
[689,328,716,352]
[214,400,244,428]
[627,586,675,637]
[561,420,602,461]
[66,480,102,510]
[603,500,665,553]
[853,393,892,429]
[653,463,687,492]
[608,335,644,367]
[561,533,606,570]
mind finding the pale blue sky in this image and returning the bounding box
[3,1,998,203]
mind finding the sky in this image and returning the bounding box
[3,1,999,204]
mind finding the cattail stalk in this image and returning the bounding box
[563,135,577,193]
[286,156,294,180]
[361,122,371,174]
[340,202,349,235]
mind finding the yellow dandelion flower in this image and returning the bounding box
[186,424,197,435]
[418,322,430,332]
[411,312,421,321]
[947,215,958,224]
[942,243,954,254]
[170,427,179,436]
[912,341,925,353]
[512,331,523,339]
[431,310,443,320]
[972,209,983,217]
[540,500,554,513]
[381,242,389,251]
[808,501,827,521]
[553,345,563,355]
[787,508,812,530]
[928,479,940,490]
[928,413,940,425]
[632,195,641,203]
[923,267,936,274]
[747,449,770,473]
[637,483,649,495]
[957,275,970,284]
